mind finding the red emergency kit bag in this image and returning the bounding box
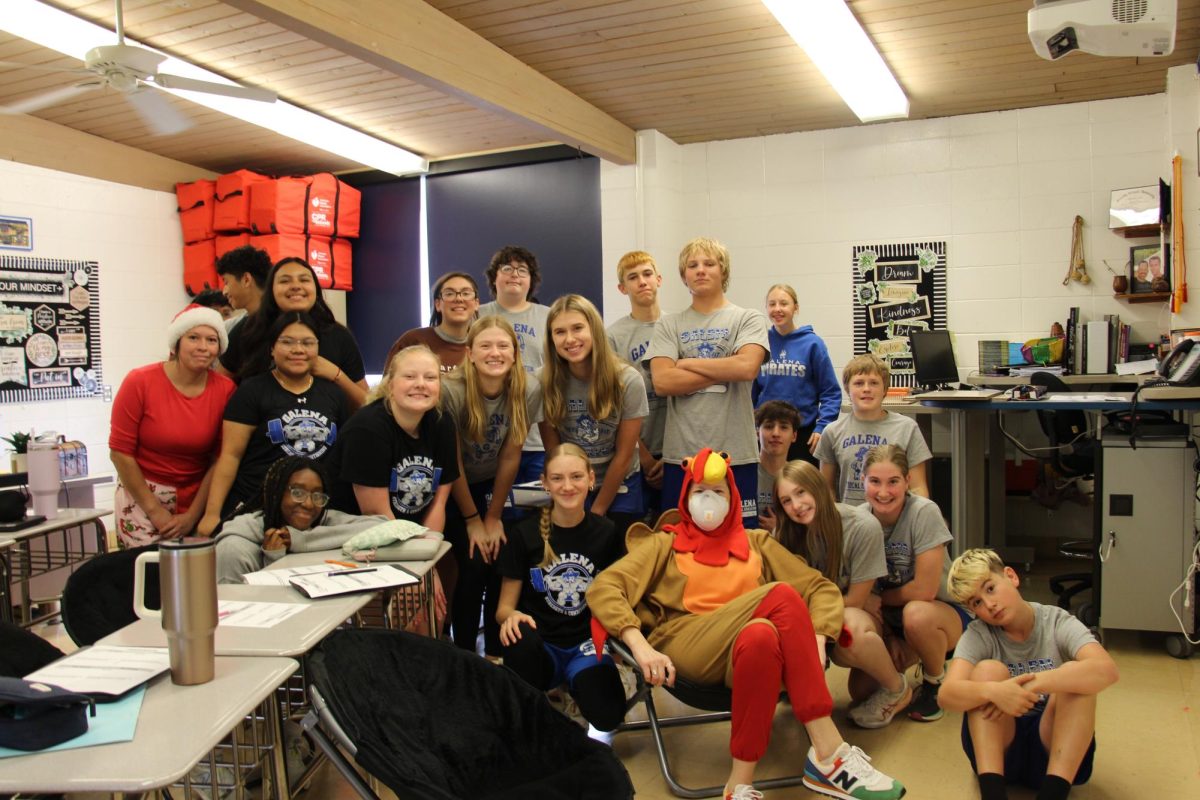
[183,239,219,296]
[250,234,353,291]
[175,179,215,244]
[214,169,270,232]
[215,233,253,260]
[249,173,361,238]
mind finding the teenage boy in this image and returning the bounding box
[647,237,769,528]
[216,245,271,320]
[815,354,931,506]
[754,400,800,531]
[607,251,667,514]
[941,549,1119,800]
[477,245,551,480]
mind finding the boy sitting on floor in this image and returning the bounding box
[939,549,1119,800]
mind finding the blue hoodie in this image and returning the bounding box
[752,325,842,433]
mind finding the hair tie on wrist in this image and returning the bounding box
[463,511,480,521]
[333,367,342,382]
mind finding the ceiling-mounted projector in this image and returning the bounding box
[1028,0,1176,60]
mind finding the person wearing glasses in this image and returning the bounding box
[382,272,481,373]
[214,456,387,583]
[198,311,350,536]
[478,245,552,481]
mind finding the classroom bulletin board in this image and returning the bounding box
[0,255,102,403]
[851,241,947,389]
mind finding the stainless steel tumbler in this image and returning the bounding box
[133,539,218,685]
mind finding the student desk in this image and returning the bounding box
[0,507,109,626]
[0,538,13,624]
[0,655,297,799]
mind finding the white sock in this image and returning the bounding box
[924,669,945,685]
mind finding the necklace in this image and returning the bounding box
[273,369,314,401]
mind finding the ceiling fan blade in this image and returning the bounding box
[0,60,91,76]
[1,82,96,115]
[153,73,276,103]
[125,86,191,136]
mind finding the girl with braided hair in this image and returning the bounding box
[494,444,626,731]
[213,456,386,584]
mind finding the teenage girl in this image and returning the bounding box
[857,443,970,724]
[383,271,481,372]
[441,316,543,656]
[495,443,626,732]
[540,294,648,536]
[772,460,916,729]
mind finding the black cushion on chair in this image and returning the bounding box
[305,628,633,800]
[61,545,161,647]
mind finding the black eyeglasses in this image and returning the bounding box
[439,288,478,301]
[288,486,330,507]
[498,265,530,277]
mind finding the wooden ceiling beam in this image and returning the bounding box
[223,0,636,164]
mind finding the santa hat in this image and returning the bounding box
[167,304,228,354]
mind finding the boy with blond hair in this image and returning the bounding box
[815,353,930,505]
[940,549,1119,800]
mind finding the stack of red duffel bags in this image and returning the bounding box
[176,169,361,295]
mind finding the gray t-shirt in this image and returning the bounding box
[607,314,667,457]
[815,411,933,506]
[555,364,648,483]
[787,503,888,593]
[953,602,1098,716]
[645,303,769,465]
[858,493,955,604]
[757,463,776,520]
[441,374,544,484]
[477,301,551,451]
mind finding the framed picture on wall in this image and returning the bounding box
[1129,243,1170,294]
[0,216,32,251]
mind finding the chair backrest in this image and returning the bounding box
[1029,371,1095,476]
[61,545,160,646]
[0,620,64,677]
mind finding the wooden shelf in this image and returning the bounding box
[1114,291,1170,304]
[1112,224,1162,238]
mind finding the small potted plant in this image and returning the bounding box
[2,431,32,473]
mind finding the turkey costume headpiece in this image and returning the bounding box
[666,448,750,567]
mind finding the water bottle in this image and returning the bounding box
[133,539,218,685]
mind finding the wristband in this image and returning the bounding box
[463,511,480,521]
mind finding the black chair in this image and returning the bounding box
[302,628,633,800]
[0,620,64,677]
[61,544,160,646]
[1029,371,1097,615]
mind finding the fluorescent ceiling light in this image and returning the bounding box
[763,0,909,123]
[1,0,427,176]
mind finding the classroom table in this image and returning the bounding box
[1,507,109,627]
[0,655,298,799]
[0,537,13,624]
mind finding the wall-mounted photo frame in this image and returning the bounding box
[1129,243,1170,294]
[0,216,32,251]
[1109,185,1160,228]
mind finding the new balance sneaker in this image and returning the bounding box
[725,785,764,800]
[803,742,906,799]
[906,680,943,722]
[848,682,913,729]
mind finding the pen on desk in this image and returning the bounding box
[325,559,358,568]
[327,567,377,577]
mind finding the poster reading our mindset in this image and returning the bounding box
[851,241,947,390]
[0,256,102,403]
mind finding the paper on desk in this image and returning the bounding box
[1045,394,1124,402]
[218,599,308,628]
[25,645,169,696]
[0,685,145,759]
[241,564,329,587]
[289,563,418,599]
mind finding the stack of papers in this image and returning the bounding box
[25,645,169,697]
[243,563,419,598]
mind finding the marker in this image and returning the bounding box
[325,559,358,569]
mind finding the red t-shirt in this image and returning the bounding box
[109,363,235,489]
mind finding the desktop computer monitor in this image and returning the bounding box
[910,330,960,389]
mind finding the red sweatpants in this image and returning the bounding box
[729,583,834,761]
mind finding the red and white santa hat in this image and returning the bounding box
[166,304,228,354]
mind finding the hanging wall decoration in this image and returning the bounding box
[0,255,102,403]
[852,241,947,389]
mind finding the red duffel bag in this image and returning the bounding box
[215,233,253,260]
[250,234,353,291]
[175,179,215,244]
[214,169,270,232]
[249,173,360,238]
[183,239,219,296]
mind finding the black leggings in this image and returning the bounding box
[445,496,502,656]
[502,622,626,732]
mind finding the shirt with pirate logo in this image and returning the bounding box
[497,511,624,647]
[326,401,460,523]
[814,411,932,506]
[440,374,544,484]
[553,364,647,483]
[222,372,347,513]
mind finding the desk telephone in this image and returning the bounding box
[1158,338,1200,386]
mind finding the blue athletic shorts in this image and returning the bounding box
[544,639,615,687]
[883,601,972,640]
[961,710,1095,789]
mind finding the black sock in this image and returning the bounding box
[1035,775,1071,800]
[977,772,1007,800]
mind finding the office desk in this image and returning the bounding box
[917,390,1200,553]
[0,655,297,799]
[0,507,109,626]
[966,374,1149,387]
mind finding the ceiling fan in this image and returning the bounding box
[0,0,277,136]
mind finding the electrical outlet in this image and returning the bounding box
[102,384,112,402]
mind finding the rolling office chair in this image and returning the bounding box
[1029,371,1097,619]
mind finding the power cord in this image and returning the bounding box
[1168,535,1200,646]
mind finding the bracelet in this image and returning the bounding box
[463,511,480,521]
[332,367,342,382]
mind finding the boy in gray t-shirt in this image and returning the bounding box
[941,549,1118,800]
[815,353,931,506]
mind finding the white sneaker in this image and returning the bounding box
[803,742,906,799]
[725,785,764,800]
[848,682,912,729]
